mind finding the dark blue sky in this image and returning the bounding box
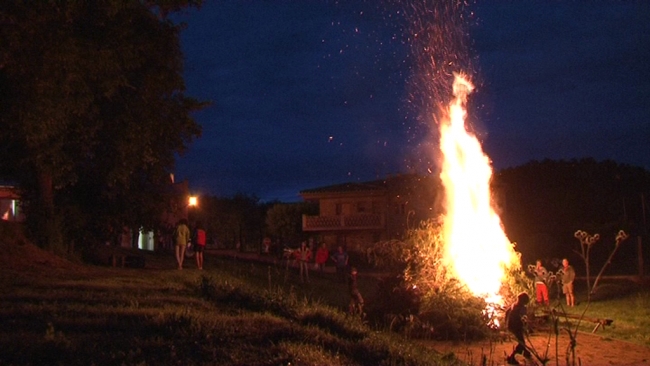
[173,1,650,202]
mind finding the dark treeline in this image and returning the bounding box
[192,158,650,277]
[188,194,316,253]
[494,158,650,275]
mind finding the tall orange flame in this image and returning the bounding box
[439,74,520,302]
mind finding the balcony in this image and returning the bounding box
[302,214,384,231]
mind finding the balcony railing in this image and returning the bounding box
[302,214,384,231]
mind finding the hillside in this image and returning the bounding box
[2,221,649,365]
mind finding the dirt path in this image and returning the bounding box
[425,332,650,365]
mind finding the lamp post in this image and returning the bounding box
[188,195,198,222]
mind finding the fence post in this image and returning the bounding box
[638,236,644,283]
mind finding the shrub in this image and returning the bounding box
[369,219,524,341]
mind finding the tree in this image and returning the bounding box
[0,1,206,252]
[265,202,317,246]
[191,194,269,251]
[494,159,650,269]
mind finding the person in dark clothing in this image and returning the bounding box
[330,246,349,282]
[506,292,532,365]
[193,221,206,270]
[347,267,364,315]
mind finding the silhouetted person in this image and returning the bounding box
[314,242,329,272]
[193,221,206,270]
[174,219,190,270]
[348,267,364,315]
[506,292,532,365]
[296,241,312,283]
[330,245,349,282]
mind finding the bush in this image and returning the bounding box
[368,219,524,341]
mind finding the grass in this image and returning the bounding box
[526,280,650,349]
[0,249,456,365]
[1,232,649,365]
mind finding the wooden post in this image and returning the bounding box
[638,236,644,282]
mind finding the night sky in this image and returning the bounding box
[172,1,650,202]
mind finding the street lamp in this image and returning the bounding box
[187,195,198,223]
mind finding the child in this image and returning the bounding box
[296,241,312,283]
[348,267,364,315]
[314,243,329,272]
[193,221,206,270]
[533,260,549,306]
[506,292,532,365]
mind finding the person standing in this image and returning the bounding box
[262,237,271,255]
[330,245,349,282]
[314,243,329,272]
[174,218,190,270]
[506,292,533,365]
[534,260,550,306]
[561,258,576,307]
[348,267,364,315]
[193,221,206,270]
[296,241,312,283]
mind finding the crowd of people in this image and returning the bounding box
[172,218,207,270]
[170,218,584,349]
[169,222,365,315]
[507,257,577,365]
[527,257,576,308]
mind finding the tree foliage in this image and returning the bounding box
[265,202,317,246]
[495,158,650,268]
[0,1,206,252]
[368,219,528,340]
[192,194,266,250]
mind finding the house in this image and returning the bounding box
[0,184,24,222]
[300,174,442,253]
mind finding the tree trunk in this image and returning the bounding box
[37,169,63,252]
[38,170,54,215]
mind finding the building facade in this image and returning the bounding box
[0,184,23,222]
[300,174,442,253]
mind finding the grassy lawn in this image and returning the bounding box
[550,281,650,346]
[1,240,649,365]
[0,249,454,366]
[524,278,650,349]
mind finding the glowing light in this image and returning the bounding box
[439,74,520,301]
[188,196,198,207]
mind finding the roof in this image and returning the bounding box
[300,180,386,195]
[0,185,20,200]
[300,174,434,197]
